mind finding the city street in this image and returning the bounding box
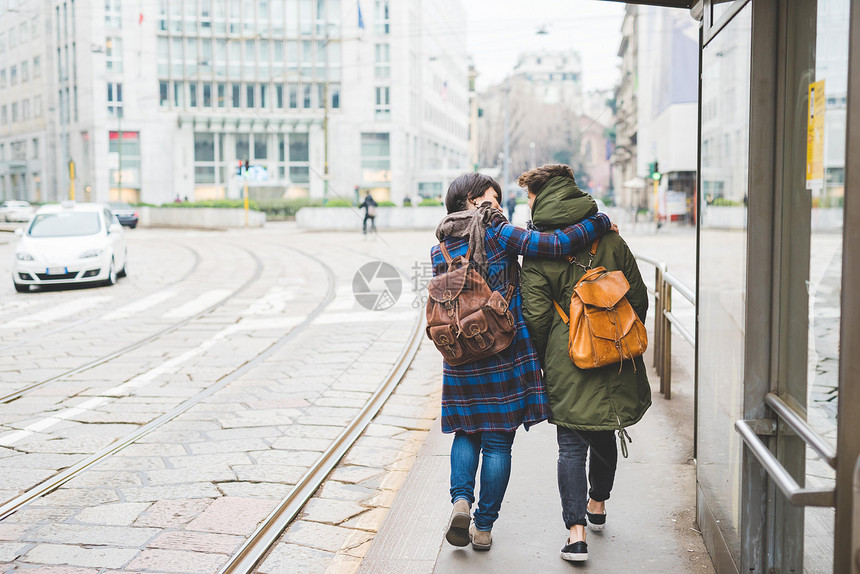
[0,222,700,573]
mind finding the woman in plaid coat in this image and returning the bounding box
[431,173,612,551]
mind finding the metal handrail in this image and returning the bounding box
[634,253,696,399]
[735,419,835,507]
[663,270,696,305]
[765,392,837,469]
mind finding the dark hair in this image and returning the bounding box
[444,173,502,214]
[517,164,576,195]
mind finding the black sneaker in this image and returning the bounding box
[586,509,606,532]
[560,540,588,562]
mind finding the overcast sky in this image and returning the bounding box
[463,0,625,92]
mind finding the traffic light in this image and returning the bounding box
[648,161,662,181]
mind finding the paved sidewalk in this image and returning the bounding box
[358,336,715,573]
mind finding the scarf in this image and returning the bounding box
[434,202,501,270]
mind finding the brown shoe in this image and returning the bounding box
[469,522,492,551]
[445,499,471,547]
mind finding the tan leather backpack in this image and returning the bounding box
[426,243,517,365]
[553,240,648,370]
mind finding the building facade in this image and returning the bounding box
[0,0,470,206]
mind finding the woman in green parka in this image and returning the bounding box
[519,164,651,563]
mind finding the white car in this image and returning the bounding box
[0,200,34,222]
[13,202,128,293]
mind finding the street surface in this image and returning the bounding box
[0,222,700,573]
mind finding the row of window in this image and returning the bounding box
[158,80,341,111]
[0,98,44,126]
[192,131,310,185]
[0,15,40,53]
[156,0,390,37]
[0,57,42,89]
[0,139,38,162]
[154,36,351,82]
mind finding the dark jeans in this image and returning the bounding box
[363,214,376,234]
[450,430,516,531]
[557,426,617,528]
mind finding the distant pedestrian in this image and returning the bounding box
[506,192,517,221]
[173,195,182,204]
[430,172,615,552]
[360,192,378,235]
[519,164,650,563]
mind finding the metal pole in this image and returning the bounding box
[663,282,672,399]
[243,166,249,227]
[503,86,511,193]
[654,266,663,387]
[68,160,75,200]
[322,21,329,205]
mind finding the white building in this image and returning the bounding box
[0,0,470,206]
[510,50,583,111]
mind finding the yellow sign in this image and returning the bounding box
[806,80,825,190]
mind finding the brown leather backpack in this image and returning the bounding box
[426,243,517,365]
[553,240,648,370]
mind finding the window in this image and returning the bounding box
[109,131,142,199]
[246,84,254,107]
[203,83,212,107]
[0,106,6,125]
[231,84,240,107]
[217,83,226,108]
[194,132,216,183]
[32,138,39,159]
[159,81,169,106]
[33,56,40,78]
[106,0,122,29]
[107,82,123,117]
[19,21,28,43]
[375,86,390,119]
[186,37,197,75]
[235,133,250,161]
[316,84,324,108]
[289,84,298,108]
[0,32,4,52]
[11,102,18,122]
[302,84,311,108]
[361,133,391,183]
[330,83,340,109]
[22,99,30,120]
[288,133,309,183]
[374,0,389,34]
[34,96,42,117]
[374,43,390,80]
[31,16,39,37]
[21,61,28,82]
[158,0,168,30]
[157,37,169,76]
[189,83,198,106]
[10,65,16,85]
[276,85,284,109]
[174,81,184,106]
[260,84,268,108]
[106,37,123,72]
[0,70,5,88]
[9,25,17,47]
[254,134,268,160]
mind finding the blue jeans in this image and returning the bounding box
[557,426,617,528]
[450,430,516,531]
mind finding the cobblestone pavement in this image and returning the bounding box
[0,224,439,573]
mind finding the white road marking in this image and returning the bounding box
[161,289,231,319]
[244,286,295,315]
[0,397,109,447]
[1,296,112,329]
[102,289,179,320]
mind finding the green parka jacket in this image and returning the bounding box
[521,177,652,437]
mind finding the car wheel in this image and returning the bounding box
[104,258,118,286]
[14,282,29,293]
[130,224,137,229]
[118,253,128,278]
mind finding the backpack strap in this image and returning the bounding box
[567,239,600,269]
[439,242,472,268]
[553,300,570,324]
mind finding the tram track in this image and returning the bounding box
[0,240,202,355]
[220,311,425,574]
[0,245,338,521]
[0,242,263,404]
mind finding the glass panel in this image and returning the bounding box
[697,4,751,564]
[802,0,847,569]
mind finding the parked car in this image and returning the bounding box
[12,202,128,293]
[0,200,34,222]
[108,202,139,228]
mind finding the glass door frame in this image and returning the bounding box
[695,0,860,572]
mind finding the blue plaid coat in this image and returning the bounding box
[431,211,612,434]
